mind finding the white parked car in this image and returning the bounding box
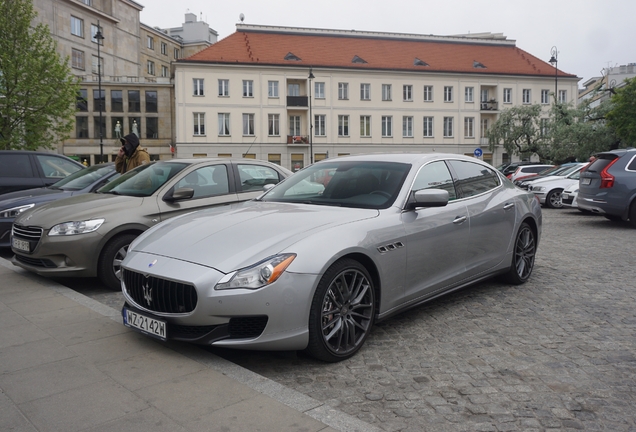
[529,168,585,208]
[561,186,579,209]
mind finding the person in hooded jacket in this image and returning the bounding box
[115,133,150,174]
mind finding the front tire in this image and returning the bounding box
[97,234,138,291]
[503,222,536,285]
[629,200,636,228]
[545,189,563,209]
[306,259,375,362]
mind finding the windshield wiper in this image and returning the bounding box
[300,200,341,207]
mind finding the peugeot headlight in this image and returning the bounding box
[215,253,296,290]
[0,204,34,219]
[49,218,105,236]
[532,186,546,192]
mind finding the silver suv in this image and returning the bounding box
[578,148,636,227]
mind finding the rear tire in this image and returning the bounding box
[604,214,622,222]
[97,234,138,291]
[545,189,563,209]
[629,201,636,228]
[503,222,536,285]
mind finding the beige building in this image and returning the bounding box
[32,0,215,164]
[174,25,579,170]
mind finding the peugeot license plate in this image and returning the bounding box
[12,238,30,253]
[123,308,167,341]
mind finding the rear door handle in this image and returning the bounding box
[504,202,515,210]
[453,215,467,224]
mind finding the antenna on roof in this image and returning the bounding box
[239,13,245,23]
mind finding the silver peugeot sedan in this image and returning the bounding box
[120,154,542,362]
[10,158,291,290]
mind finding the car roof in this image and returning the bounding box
[314,153,486,165]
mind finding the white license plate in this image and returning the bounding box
[12,238,30,252]
[582,178,591,185]
[123,308,167,340]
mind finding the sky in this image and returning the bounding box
[140,0,636,87]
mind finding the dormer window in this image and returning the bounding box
[414,58,429,67]
[473,61,487,69]
[284,52,301,61]
[352,55,367,64]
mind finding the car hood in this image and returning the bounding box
[130,201,379,273]
[529,176,578,187]
[14,193,143,229]
[0,187,70,210]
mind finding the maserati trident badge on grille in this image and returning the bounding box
[142,277,153,306]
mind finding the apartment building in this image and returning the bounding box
[31,0,216,164]
[579,63,636,108]
[174,24,579,169]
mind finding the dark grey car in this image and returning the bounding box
[578,148,636,227]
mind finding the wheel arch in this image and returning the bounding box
[337,252,382,318]
[97,226,146,262]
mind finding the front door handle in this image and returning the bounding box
[453,215,467,224]
[503,202,515,210]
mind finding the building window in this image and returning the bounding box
[161,42,167,55]
[541,89,550,104]
[91,55,102,75]
[291,154,304,172]
[403,116,413,137]
[558,90,567,103]
[443,117,454,137]
[128,90,140,112]
[194,113,205,135]
[360,115,371,137]
[92,89,105,112]
[382,116,393,137]
[315,82,325,99]
[218,113,230,136]
[93,116,106,139]
[268,154,281,165]
[338,115,349,136]
[268,114,280,136]
[338,83,349,100]
[90,24,102,44]
[503,88,512,104]
[382,84,392,101]
[146,117,158,139]
[76,89,88,111]
[147,61,155,76]
[268,81,279,97]
[81,0,92,5]
[360,83,371,100]
[403,85,413,101]
[242,114,255,135]
[218,79,229,96]
[464,117,475,138]
[481,118,489,138]
[465,87,474,103]
[174,48,180,59]
[423,117,433,137]
[243,80,253,97]
[423,85,433,102]
[540,118,549,136]
[147,36,154,49]
[161,66,169,77]
[289,115,301,136]
[444,86,453,102]
[193,78,204,96]
[145,91,157,113]
[76,117,88,138]
[111,90,122,112]
[522,89,531,104]
[288,83,300,96]
[315,115,326,136]
[71,49,84,70]
[71,16,83,37]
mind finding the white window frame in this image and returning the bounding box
[243,80,254,97]
[423,117,434,137]
[315,82,325,99]
[444,86,453,102]
[382,84,392,101]
[147,36,154,50]
[503,88,512,104]
[147,61,155,76]
[338,83,349,100]
[315,115,326,136]
[541,89,550,104]
[161,42,167,55]
[403,116,413,138]
[90,24,102,44]
[218,79,229,97]
[289,115,301,136]
[558,90,567,103]
[360,115,371,137]
[193,78,204,96]
[242,113,255,136]
[522,89,531,104]
[71,49,84,70]
[481,118,489,138]
[193,113,205,136]
[464,117,475,138]
[403,85,413,101]
[338,115,349,137]
[268,114,280,136]
[218,113,230,136]
[268,81,279,98]
[360,83,371,101]
[443,117,454,138]
[465,87,474,103]
[161,65,168,78]
[71,16,83,37]
[382,116,393,137]
[423,85,433,102]
[91,55,102,75]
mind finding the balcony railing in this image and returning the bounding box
[287,135,309,145]
[480,100,498,111]
[287,96,308,107]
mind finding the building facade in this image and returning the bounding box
[32,0,215,164]
[174,25,579,170]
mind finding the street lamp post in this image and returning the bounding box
[308,68,315,164]
[548,46,558,102]
[95,22,105,163]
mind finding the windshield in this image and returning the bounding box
[98,162,188,197]
[561,164,584,176]
[51,163,117,191]
[261,161,411,209]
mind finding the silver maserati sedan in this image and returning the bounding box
[121,154,542,362]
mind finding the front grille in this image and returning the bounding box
[123,269,197,314]
[12,224,43,242]
[14,254,57,268]
[228,316,268,339]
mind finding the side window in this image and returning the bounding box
[625,154,636,172]
[174,165,229,198]
[412,161,457,201]
[447,160,500,198]
[0,154,34,178]
[237,164,281,192]
[35,155,82,179]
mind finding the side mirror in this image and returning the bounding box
[262,183,275,192]
[406,189,449,210]
[163,187,194,202]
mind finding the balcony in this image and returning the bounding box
[287,96,308,107]
[287,135,309,145]
[480,100,498,111]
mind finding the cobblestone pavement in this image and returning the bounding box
[11,209,636,431]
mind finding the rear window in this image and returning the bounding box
[524,166,550,174]
[627,154,636,172]
[586,155,618,173]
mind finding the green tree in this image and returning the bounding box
[487,104,551,161]
[0,0,79,150]
[606,77,636,146]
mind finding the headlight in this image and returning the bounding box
[49,218,105,236]
[532,186,545,192]
[0,204,34,219]
[215,253,296,290]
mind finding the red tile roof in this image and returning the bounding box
[184,26,577,79]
